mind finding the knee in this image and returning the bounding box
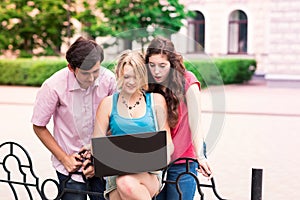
[116,176,135,197]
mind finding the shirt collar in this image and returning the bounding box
[68,70,81,91]
[67,69,99,92]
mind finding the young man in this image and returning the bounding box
[31,37,116,200]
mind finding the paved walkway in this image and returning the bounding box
[0,79,300,200]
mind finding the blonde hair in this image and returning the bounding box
[115,50,148,91]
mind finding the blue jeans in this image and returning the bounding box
[57,171,105,200]
[156,161,198,200]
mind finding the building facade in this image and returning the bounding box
[176,0,300,86]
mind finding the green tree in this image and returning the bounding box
[0,0,75,56]
[84,0,194,50]
[73,0,99,40]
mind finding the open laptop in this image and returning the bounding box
[91,130,167,177]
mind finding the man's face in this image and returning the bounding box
[74,61,100,89]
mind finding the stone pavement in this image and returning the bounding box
[0,79,300,200]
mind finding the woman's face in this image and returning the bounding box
[148,54,171,84]
[121,64,139,94]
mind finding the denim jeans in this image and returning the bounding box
[56,171,105,200]
[156,161,198,200]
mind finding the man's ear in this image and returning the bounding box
[67,64,75,73]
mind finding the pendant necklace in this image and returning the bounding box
[121,93,143,117]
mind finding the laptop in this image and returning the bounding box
[91,130,167,177]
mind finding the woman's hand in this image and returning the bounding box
[197,158,212,178]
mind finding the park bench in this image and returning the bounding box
[0,141,226,200]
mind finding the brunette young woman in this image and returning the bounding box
[145,36,212,200]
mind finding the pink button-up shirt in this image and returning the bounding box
[31,67,116,182]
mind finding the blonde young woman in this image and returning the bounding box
[92,50,174,200]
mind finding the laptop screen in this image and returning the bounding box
[91,131,167,177]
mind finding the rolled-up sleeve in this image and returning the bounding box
[31,83,58,126]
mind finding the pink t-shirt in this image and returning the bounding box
[171,71,201,163]
[31,67,116,182]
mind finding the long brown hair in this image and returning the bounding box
[145,36,186,128]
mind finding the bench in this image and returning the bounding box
[0,141,226,200]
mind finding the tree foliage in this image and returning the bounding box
[0,0,75,56]
[87,0,195,49]
[73,0,99,39]
[0,0,194,56]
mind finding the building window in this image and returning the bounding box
[228,10,248,54]
[187,11,205,53]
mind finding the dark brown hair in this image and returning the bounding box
[145,36,186,128]
[66,36,104,70]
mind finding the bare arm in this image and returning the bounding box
[186,84,212,176]
[153,93,174,163]
[93,96,112,138]
[80,96,113,178]
[33,125,82,173]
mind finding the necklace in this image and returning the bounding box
[121,93,143,110]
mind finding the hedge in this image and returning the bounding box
[0,58,256,87]
[0,59,66,86]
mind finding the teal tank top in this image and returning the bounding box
[109,92,157,136]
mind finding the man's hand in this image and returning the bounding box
[78,146,95,178]
[61,153,83,173]
[82,159,95,178]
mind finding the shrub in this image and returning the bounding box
[214,58,256,84]
[0,58,66,86]
[19,50,33,58]
[184,58,256,87]
[25,60,67,86]
[0,58,256,87]
[0,59,31,85]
